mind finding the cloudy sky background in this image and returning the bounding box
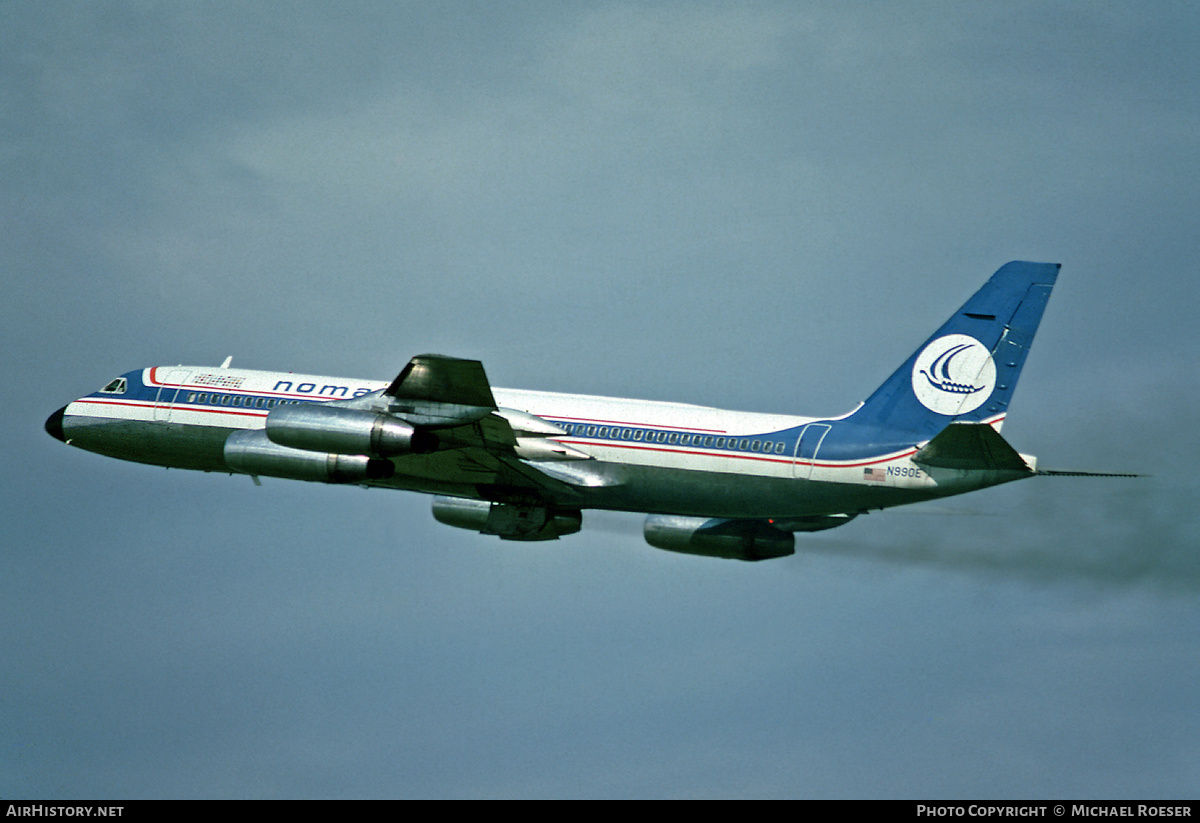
[4,1,1199,798]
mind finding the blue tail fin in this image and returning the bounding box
[847,261,1060,438]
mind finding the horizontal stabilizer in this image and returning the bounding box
[914,422,1031,472]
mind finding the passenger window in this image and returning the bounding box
[633,430,643,441]
[751,440,761,452]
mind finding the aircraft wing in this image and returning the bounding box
[372,355,611,503]
[382,354,497,427]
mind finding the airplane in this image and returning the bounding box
[44,260,1135,560]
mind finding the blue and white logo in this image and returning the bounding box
[910,334,996,415]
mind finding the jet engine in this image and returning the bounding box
[431,496,582,541]
[224,429,395,483]
[643,515,795,561]
[265,404,437,457]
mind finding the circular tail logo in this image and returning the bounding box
[910,334,996,415]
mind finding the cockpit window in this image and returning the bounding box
[100,378,127,394]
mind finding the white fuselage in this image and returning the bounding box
[52,363,1029,521]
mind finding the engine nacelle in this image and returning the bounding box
[265,403,436,457]
[224,429,395,483]
[643,515,795,561]
[431,496,582,541]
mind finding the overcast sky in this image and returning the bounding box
[4,1,1199,798]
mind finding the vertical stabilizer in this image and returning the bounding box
[846,261,1060,438]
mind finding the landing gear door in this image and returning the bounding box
[793,423,831,480]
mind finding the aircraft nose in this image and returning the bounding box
[45,406,68,442]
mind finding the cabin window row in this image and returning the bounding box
[558,422,788,455]
[183,392,306,409]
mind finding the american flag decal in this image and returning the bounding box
[863,467,887,482]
